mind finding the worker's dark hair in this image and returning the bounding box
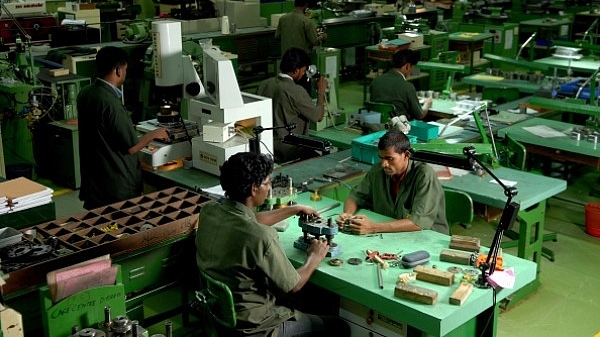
[391,49,419,68]
[378,130,411,154]
[220,152,274,202]
[295,0,309,7]
[96,46,128,78]
[280,47,311,74]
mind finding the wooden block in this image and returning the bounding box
[394,283,438,305]
[440,249,474,265]
[449,235,480,252]
[413,265,454,286]
[449,282,473,305]
[48,68,70,77]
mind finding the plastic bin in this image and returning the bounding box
[408,121,439,141]
[351,131,417,164]
[585,202,600,237]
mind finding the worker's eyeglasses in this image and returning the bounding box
[260,180,271,188]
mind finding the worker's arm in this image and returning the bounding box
[345,215,421,235]
[420,97,432,119]
[127,128,169,155]
[256,205,319,226]
[291,239,329,292]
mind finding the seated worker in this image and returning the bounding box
[369,49,432,121]
[257,47,328,164]
[336,130,449,235]
[196,152,350,337]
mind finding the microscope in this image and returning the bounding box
[136,21,204,170]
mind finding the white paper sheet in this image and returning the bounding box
[522,125,567,138]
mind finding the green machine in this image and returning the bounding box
[0,38,41,176]
[310,47,347,131]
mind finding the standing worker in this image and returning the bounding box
[77,46,169,210]
[369,49,432,120]
[276,0,327,56]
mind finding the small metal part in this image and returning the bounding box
[316,202,341,214]
[464,268,480,276]
[29,244,52,257]
[75,328,106,337]
[377,264,384,289]
[140,223,155,231]
[6,244,32,258]
[111,315,133,333]
[447,266,463,274]
[328,258,343,266]
[310,191,322,201]
[347,257,363,265]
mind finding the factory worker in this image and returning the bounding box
[369,49,432,121]
[195,152,350,337]
[336,130,449,235]
[275,0,327,56]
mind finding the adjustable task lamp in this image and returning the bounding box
[251,124,332,155]
[411,146,520,289]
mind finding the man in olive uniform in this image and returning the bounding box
[336,130,449,235]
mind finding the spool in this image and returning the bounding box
[585,202,600,237]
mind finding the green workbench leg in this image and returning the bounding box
[499,200,546,309]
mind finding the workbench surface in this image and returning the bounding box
[281,193,537,337]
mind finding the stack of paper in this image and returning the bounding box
[46,255,118,303]
[0,177,53,214]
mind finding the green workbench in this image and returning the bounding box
[535,55,600,74]
[282,193,537,336]
[497,117,600,168]
[460,74,543,94]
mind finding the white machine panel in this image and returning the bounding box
[188,92,273,155]
[139,141,191,169]
[192,135,249,176]
[203,121,236,143]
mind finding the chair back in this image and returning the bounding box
[196,270,237,329]
[364,100,397,119]
[444,189,474,232]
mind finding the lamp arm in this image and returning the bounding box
[463,146,520,287]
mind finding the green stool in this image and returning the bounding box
[192,270,237,337]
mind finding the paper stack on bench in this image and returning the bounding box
[0,177,53,214]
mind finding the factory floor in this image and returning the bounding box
[48,80,600,337]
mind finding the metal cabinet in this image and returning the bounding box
[38,121,80,189]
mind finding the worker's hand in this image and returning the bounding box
[318,32,328,42]
[150,127,170,142]
[297,205,320,219]
[345,214,377,235]
[316,77,328,94]
[422,97,433,110]
[335,213,354,230]
[307,238,329,261]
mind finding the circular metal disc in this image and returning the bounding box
[328,258,343,266]
[347,258,363,265]
[447,266,463,274]
[464,268,480,276]
[30,244,52,256]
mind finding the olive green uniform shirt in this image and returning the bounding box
[275,9,319,55]
[77,79,141,208]
[349,160,449,234]
[369,70,424,120]
[257,75,322,162]
[196,199,301,336]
